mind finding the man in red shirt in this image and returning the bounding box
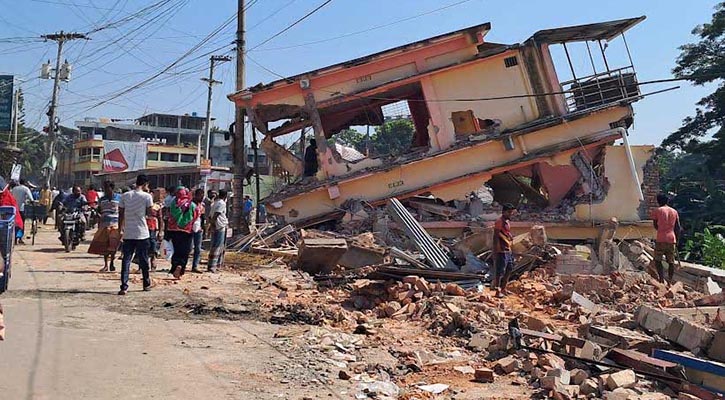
[86,184,99,208]
[651,193,682,284]
[492,203,516,298]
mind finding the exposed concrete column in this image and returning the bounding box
[419,76,450,152]
[303,92,330,179]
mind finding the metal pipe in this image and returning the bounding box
[598,40,610,72]
[619,128,644,201]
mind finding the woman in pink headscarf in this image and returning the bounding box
[166,188,200,279]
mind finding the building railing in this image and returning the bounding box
[560,66,640,113]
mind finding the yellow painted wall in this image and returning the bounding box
[575,145,655,223]
[268,107,632,222]
[428,51,539,143]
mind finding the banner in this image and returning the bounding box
[102,140,147,172]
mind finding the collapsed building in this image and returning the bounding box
[229,17,658,241]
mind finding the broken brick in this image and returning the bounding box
[538,353,566,369]
[474,367,495,383]
[445,283,466,296]
[546,368,571,385]
[579,378,599,396]
[570,368,589,385]
[494,356,520,374]
[606,369,636,390]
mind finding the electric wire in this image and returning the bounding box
[246,0,335,52]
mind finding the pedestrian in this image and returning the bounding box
[242,195,253,227]
[651,193,682,284]
[190,188,205,273]
[303,138,318,177]
[118,175,154,295]
[145,187,164,272]
[86,184,99,209]
[207,189,228,273]
[166,187,200,279]
[492,203,516,298]
[0,178,24,243]
[39,184,52,224]
[89,181,122,272]
[203,190,216,239]
[10,179,33,244]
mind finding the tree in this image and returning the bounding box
[370,119,414,157]
[330,119,415,157]
[662,2,725,174]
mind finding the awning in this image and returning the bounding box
[531,16,646,44]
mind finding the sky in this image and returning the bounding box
[0,0,720,146]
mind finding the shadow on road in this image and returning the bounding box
[29,269,100,274]
[22,247,67,253]
[36,289,116,296]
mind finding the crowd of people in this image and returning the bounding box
[4,175,232,296]
[84,175,230,295]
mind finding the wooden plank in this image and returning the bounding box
[607,348,679,376]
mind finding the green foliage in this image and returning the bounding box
[331,119,415,157]
[684,227,725,269]
[662,2,725,174]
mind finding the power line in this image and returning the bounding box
[246,0,335,52]
[252,0,474,52]
[248,0,297,31]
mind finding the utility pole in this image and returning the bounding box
[12,88,19,148]
[200,55,232,165]
[232,0,249,235]
[41,31,88,186]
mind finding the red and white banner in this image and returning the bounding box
[102,141,147,172]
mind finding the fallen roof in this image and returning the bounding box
[531,16,646,43]
[238,22,492,95]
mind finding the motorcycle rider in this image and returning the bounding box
[59,185,88,242]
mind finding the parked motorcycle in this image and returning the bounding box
[58,207,85,252]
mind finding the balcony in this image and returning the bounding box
[561,66,640,113]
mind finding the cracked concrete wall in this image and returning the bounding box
[574,145,655,223]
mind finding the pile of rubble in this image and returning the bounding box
[223,196,725,399]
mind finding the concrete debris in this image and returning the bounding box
[606,369,637,390]
[221,193,725,400]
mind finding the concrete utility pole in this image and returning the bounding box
[41,31,88,186]
[12,88,19,148]
[232,0,249,234]
[200,55,232,164]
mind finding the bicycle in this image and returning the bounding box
[25,203,48,246]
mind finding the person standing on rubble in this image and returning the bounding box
[303,138,318,177]
[207,189,228,273]
[651,193,682,284]
[493,203,516,298]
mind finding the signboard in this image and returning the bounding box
[10,164,21,181]
[102,140,148,172]
[0,76,13,132]
[200,158,211,174]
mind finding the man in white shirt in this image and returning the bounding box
[207,189,229,272]
[118,174,153,295]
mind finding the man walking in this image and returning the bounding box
[11,179,33,244]
[208,189,229,273]
[118,175,154,295]
[651,193,682,284]
[492,203,516,298]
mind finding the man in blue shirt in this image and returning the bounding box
[242,195,253,226]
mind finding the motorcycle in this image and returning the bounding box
[86,206,99,230]
[58,207,86,252]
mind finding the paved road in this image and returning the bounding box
[0,226,325,400]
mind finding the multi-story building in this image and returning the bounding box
[61,113,209,186]
[230,17,660,241]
